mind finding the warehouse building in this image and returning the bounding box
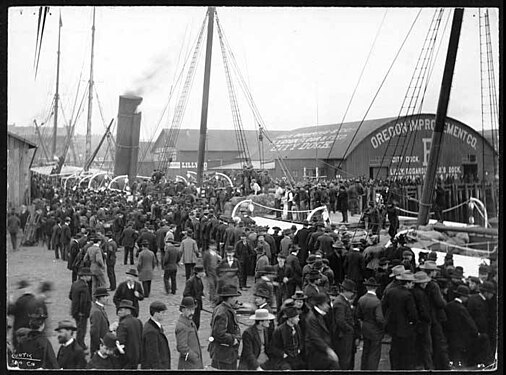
[262,113,497,182]
[7,131,38,209]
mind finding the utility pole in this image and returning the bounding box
[418,8,464,226]
[52,10,62,159]
[84,7,96,171]
[196,7,215,187]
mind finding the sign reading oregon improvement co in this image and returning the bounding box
[370,117,478,150]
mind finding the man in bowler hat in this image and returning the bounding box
[113,269,144,318]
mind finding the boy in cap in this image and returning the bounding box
[141,301,170,369]
[176,297,203,369]
[86,332,120,369]
[55,319,86,369]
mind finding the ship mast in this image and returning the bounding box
[52,10,62,159]
[417,8,464,226]
[84,7,96,171]
[196,7,215,187]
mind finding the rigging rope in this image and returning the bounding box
[326,9,388,160]
[336,9,422,173]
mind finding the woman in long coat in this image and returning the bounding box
[175,297,203,369]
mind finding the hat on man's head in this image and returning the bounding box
[141,239,150,246]
[308,269,321,281]
[420,260,438,271]
[78,267,92,276]
[328,285,340,296]
[283,306,299,319]
[342,279,357,292]
[249,309,275,321]
[225,246,235,253]
[467,276,481,284]
[378,257,389,267]
[55,319,77,331]
[310,292,328,306]
[396,270,416,281]
[291,291,307,300]
[118,299,137,312]
[194,264,204,273]
[364,277,380,287]
[180,296,196,310]
[150,301,168,314]
[217,283,241,297]
[413,271,431,284]
[427,251,438,261]
[332,241,344,249]
[454,285,470,297]
[125,268,138,277]
[479,281,496,294]
[389,265,406,277]
[254,285,272,299]
[402,250,413,257]
[100,332,118,349]
[94,287,110,298]
[272,226,281,232]
[306,254,316,264]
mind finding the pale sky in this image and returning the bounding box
[8,6,500,142]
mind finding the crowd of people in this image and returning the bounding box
[7,171,497,370]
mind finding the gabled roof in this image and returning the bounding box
[7,131,38,148]
[257,116,397,160]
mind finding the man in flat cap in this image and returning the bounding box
[141,301,170,369]
[55,319,86,369]
[86,332,120,369]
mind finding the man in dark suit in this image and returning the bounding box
[141,301,170,369]
[68,234,82,283]
[412,271,434,370]
[103,231,117,291]
[270,306,304,370]
[330,278,360,370]
[343,246,366,301]
[238,308,276,370]
[183,264,205,330]
[285,247,302,297]
[293,220,311,266]
[467,281,495,366]
[89,288,110,356]
[209,283,242,370]
[217,247,241,289]
[162,239,181,294]
[116,299,143,369]
[69,267,92,350]
[55,319,87,369]
[315,228,334,258]
[113,269,144,318]
[382,270,418,370]
[356,277,385,370]
[119,222,138,265]
[444,285,479,368]
[60,217,72,261]
[51,218,63,260]
[8,280,37,349]
[234,232,255,290]
[305,293,339,370]
[307,223,324,254]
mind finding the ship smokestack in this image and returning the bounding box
[114,94,142,182]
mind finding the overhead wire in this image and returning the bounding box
[326,9,388,161]
[336,9,423,173]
